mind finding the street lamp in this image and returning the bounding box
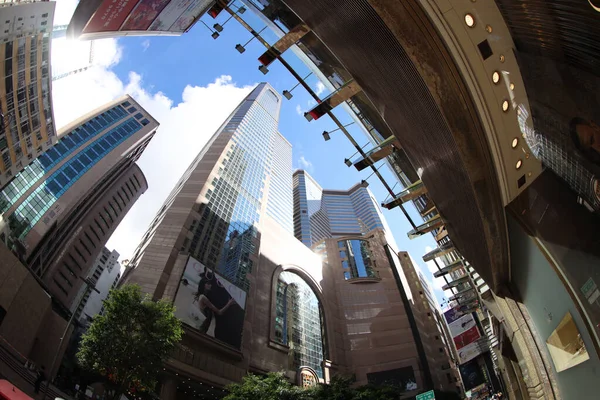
[321,122,355,141]
[199,20,219,39]
[282,72,313,100]
[235,26,267,53]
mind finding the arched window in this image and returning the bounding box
[274,271,325,378]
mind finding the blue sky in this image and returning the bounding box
[51,3,446,307]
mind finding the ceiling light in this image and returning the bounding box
[485,25,492,33]
[492,71,500,84]
[511,138,518,148]
[509,83,515,90]
[464,14,475,27]
[499,54,505,63]
[502,100,509,112]
[516,159,522,169]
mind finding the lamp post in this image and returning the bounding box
[235,26,267,53]
[322,122,355,141]
[42,276,100,400]
[199,20,220,39]
[282,72,313,100]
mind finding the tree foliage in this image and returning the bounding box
[77,285,183,399]
[224,373,405,400]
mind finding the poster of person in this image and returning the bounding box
[174,256,246,349]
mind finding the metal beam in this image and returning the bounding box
[223,7,417,230]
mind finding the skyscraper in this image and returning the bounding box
[123,82,291,297]
[293,169,391,246]
[0,1,57,188]
[74,247,121,322]
[0,95,157,309]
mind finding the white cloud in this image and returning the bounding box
[141,39,151,52]
[51,40,255,261]
[295,104,303,116]
[315,81,325,96]
[53,0,79,25]
[297,156,314,172]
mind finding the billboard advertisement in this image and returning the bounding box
[173,256,246,349]
[444,309,484,364]
[121,0,171,31]
[83,0,140,33]
[81,0,212,35]
[149,0,212,32]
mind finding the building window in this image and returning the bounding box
[338,239,378,280]
[274,271,325,378]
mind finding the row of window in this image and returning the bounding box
[0,106,129,211]
[11,119,142,238]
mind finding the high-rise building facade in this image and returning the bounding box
[0,1,57,188]
[73,247,121,322]
[292,169,389,247]
[0,95,157,309]
[123,82,291,296]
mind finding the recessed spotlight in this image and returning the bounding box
[502,100,509,112]
[465,14,475,27]
[516,159,522,169]
[509,83,515,90]
[492,71,500,84]
[499,54,505,63]
[485,25,493,33]
[511,138,518,148]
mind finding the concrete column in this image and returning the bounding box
[159,376,177,400]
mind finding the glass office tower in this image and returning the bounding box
[124,82,292,297]
[292,169,388,247]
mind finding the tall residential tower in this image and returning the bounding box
[0,1,57,187]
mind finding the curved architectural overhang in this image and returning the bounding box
[282,0,542,290]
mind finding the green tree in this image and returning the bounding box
[224,372,313,400]
[77,285,183,400]
[224,373,405,400]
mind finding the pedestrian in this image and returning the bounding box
[34,366,46,394]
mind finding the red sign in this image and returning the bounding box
[121,0,171,31]
[83,0,141,33]
[453,326,481,350]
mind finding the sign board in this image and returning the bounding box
[581,277,600,304]
[416,390,435,400]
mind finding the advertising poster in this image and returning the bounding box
[169,0,212,32]
[453,326,481,350]
[120,0,171,31]
[148,0,195,31]
[448,314,477,337]
[83,0,140,33]
[173,256,246,349]
[457,341,483,364]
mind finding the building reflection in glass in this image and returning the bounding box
[337,239,378,280]
[274,271,325,378]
